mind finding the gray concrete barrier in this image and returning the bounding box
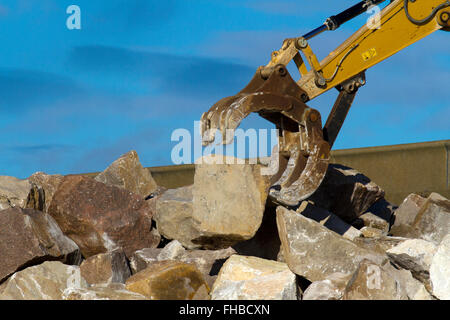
[146,140,449,205]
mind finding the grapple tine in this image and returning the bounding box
[200,64,330,206]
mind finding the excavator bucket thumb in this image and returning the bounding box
[200,64,330,206]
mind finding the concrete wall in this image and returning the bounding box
[147,140,450,205]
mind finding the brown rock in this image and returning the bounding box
[343,259,408,300]
[28,172,64,212]
[353,236,408,255]
[125,260,209,300]
[0,208,81,283]
[48,175,160,258]
[276,206,386,282]
[307,164,385,222]
[95,150,157,198]
[80,248,131,285]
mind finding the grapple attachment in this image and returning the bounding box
[200,64,330,206]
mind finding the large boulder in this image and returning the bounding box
[211,255,297,300]
[0,207,81,283]
[155,155,270,249]
[343,259,408,300]
[95,150,157,198]
[307,164,384,222]
[47,175,160,258]
[276,206,386,282]
[386,239,437,284]
[125,260,210,300]
[80,248,131,285]
[63,283,147,300]
[0,261,88,300]
[192,155,270,249]
[28,172,64,212]
[0,176,31,210]
[430,234,450,300]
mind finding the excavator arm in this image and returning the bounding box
[200,0,450,206]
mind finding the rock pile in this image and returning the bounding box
[0,151,448,300]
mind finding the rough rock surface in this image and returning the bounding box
[28,172,63,212]
[353,236,408,255]
[386,239,437,283]
[95,150,157,198]
[130,240,235,277]
[391,192,450,244]
[0,262,88,300]
[358,198,395,232]
[392,268,433,300]
[430,234,450,300]
[302,273,351,300]
[390,193,426,236]
[211,255,297,300]
[360,227,384,238]
[154,185,199,249]
[307,164,385,222]
[125,260,209,300]
[410,193,450,245]
[80,248,131,285]
[0,207,81,283]
[63,283,147,300]
[276,206,386,282]
[343,260,408,300]
[191,155,270,249]
[48,175,160,258]
[358,211,390,233]
[0,176,31,210]
[296,201,362,241]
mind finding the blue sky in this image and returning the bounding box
[0,0,449,178]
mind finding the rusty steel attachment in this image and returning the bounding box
[200,64,331,206]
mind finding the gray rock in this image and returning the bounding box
[307,164,385,222]
[387,239,437,284]
[154,185,199,249]
[211,255,297,300]
[192,155,270,249]
[0,262,88,300]
[391,268,433,300]
[430,234,450,300]
[412,193,450,245]
[95,150,157,198]
[276,206,386,282]
[353,236,408,255]
[302,273,351,300]
[155,155,270,250]
[0,208,81,283]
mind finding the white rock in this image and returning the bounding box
[211,255,297,300]
[430,234,450,300]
